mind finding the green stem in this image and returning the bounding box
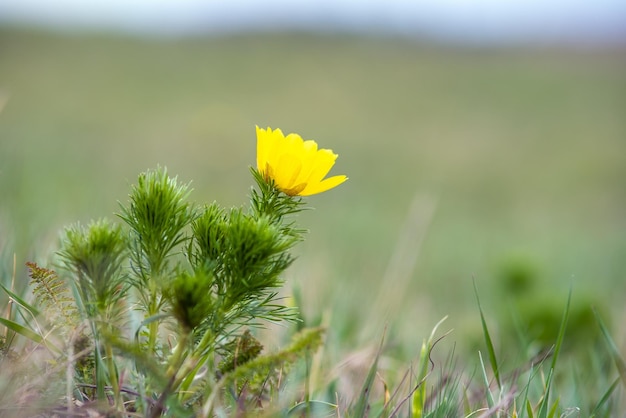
[148,284,159,353]
[194,326,216,359]
[177,330,217,402]
[105,342,121,408]
[149,332,192,418]
[166,331,190,379]
[178,353,211,402]
[305,351,311,416]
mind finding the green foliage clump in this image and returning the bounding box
[58,219,127,321]
[119,168,192,281]
[0,165,323,417]
[191,205,296,314]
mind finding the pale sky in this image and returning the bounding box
[1,0,625,43]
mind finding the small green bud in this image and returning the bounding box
[166,268,215,332]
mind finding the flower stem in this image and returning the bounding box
[148,285,159,353]
[105,342,121,408]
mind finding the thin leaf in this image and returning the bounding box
[478,351,495,408]
[590,377,619,417]
[0,317,61,353]
[352,329,386,418]
[473,280,501,389]
[94,345,107,400]
[380,368,410,418]
[526,399,535,418]
[134,313,171,341]
[288,400,337,415]
[594,307,626,387]
[412,342,427,418]
[412,316,448,418]
[546,398,559,418]
[0,283,41,316]
[462,387,472,416]
[517,362,537,418]
[537,287,571,418]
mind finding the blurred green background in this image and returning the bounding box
[1,28,625,356]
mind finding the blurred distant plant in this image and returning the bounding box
[496,253,607,362]
[498,253,539,296]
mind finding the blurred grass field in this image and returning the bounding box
[1,27,625,359]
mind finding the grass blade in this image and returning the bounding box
[546,398,559,418]
[526,399,535,418]
[594,307,626,387]
[1,283,41,317]
[288,400,337,415]
[352,329,386,418]
[537,287,571,418]
[478,351,495,408]
[590,377,619,417]
[412,342,428,417]
[411,316,448,418]
[0,317,43,343]
[473,280,501,389]
[518,361,537,418]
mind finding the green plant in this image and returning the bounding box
[0,127,346,416]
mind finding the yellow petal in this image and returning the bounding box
[302,139,318,154]
[302,148,338,185]
[267,128,285,164]
[256,126,269,173]
[283,133,305,160]
[259,127,287,178]
[298,140,321,179]
[300,175,348,196]
[273,153,302,190]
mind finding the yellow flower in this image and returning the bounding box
[256,126,347,196]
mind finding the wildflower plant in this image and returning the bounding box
[0,126,345,416]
